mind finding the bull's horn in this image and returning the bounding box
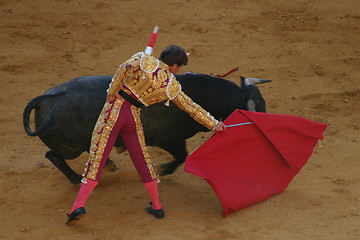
[245,78,272,86]
[247,99,256,111]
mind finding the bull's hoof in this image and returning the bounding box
[159,162,178,176]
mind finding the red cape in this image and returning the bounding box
[185,110,327,216]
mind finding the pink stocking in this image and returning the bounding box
[143,180,162,210]
[71,179,99,212]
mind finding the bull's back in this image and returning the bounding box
[176,73,246,119]
[32,76,112,158]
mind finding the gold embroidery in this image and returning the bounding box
[171,91,218,130]
[107,54,141,96]
[124,56,173,106]
[109,53,179,106]
[130,105,159,181]
[140,54,159,73]
[166,76,181,100]
[83,98,124,180]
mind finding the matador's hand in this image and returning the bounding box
[213,121,226,132]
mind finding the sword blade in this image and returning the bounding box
[226,122,254,128]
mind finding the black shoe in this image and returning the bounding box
[146,203,165,219]
[66,207,86,226]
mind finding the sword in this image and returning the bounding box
[226,122,254,128]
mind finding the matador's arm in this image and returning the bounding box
[107,54,141,96]
[171,90,219,130]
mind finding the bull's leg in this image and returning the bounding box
[158,140,188,176]
[45,150,82,184]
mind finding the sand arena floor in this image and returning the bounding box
[1,0,359,239]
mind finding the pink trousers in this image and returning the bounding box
[70,99,161,212]
[90,99,155,183]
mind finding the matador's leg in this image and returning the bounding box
[69,100,125,214]
[120,104,162,213]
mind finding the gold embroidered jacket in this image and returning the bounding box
[107,52,218,130]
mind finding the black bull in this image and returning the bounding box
[23,73,270,184]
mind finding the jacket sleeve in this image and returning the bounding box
[171,90,219,130]
[107,55,141,96]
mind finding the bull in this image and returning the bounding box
[23,73,271,184]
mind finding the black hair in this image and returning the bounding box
[159,45,188,66]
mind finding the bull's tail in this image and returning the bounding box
[23,92,64,136]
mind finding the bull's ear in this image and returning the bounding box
[247,99,256,111]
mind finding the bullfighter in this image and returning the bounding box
[66,44,226,225]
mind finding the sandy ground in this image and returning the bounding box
[1,0,359,239]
